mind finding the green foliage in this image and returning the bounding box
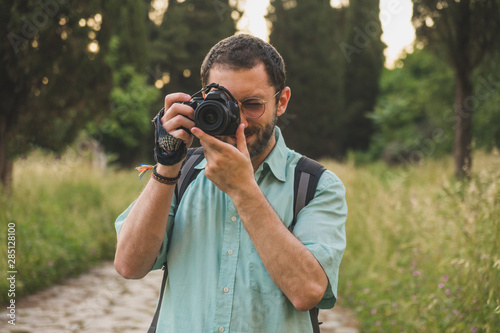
[87,36,159,166]
[412,0,500,71]
[89,1,155,166]
[268,0,385,159]
[411,0,500,177]
[148,0,239,97]
[105,0,149,71]
[363,47,499,165]
[341,0,386,153]
[0,150,143,304]
[324,151,500,332]
[472,52,500,151]
[2,1,113,158]
[366,48,455,163]
[268,0,347,158]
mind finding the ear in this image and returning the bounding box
[276,86,291,117]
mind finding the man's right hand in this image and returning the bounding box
[161,93,196,149]
[114,92,198,279]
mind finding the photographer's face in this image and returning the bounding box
[207,63,289,165]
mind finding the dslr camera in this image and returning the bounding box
[183,86,240,136]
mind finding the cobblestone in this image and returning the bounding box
[1,261,358,333]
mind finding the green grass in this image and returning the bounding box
[1,148,499,332]
[324,150,500,332]
[0,150,143,304]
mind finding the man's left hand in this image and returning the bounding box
[191,124,256,198]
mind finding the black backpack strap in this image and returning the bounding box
[289,156,326,233]
[148,266,168,333]
[309,307,321,333]
[148,147,205,333]
[175,147,205,204]
[289,156,326,333]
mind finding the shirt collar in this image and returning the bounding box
[258,126,288,182]
[195,126,289,183]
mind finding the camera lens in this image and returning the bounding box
[195,102,228,135]
[202,108,219,125]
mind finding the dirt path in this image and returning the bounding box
[1,261,358,333]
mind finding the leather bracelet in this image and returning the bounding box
[152,165,181,185]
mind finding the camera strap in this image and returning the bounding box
[191,83,239,104]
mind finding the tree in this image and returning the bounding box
[472,50,500,151]
[368,47,455,164]
[268,0,384,159]
[87,0,159,166]
[106,0,149,71]
[268,0,346,158]
[1,1,114,193]
[148,0,239,98]
[87,36,159,166]
[412,0,500,178]
[340,0,385,154]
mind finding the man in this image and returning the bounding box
[114,34,347,332]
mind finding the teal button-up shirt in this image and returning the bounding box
[115,127,347,333]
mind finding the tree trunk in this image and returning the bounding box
[0,114,13,195]
[453,68,473,179]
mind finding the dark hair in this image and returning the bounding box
[200,34,286,93]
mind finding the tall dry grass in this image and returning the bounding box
[0,150,143,304]
[324,150,500,332]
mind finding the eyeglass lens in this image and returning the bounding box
[240,91,281,119]
[241,99,266,118]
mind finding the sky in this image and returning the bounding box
[238,0,415,68]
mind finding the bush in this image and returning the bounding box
[0,149,143,304]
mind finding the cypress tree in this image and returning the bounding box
[268,0,346,158]
[340,0,385,155]
[148,0,239,97]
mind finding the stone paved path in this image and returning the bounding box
[1,261,358,333]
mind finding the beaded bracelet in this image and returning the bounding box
[152,165,181,185]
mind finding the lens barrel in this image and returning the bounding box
[194,101,230,135]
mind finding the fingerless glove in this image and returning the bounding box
[152,108,187,166]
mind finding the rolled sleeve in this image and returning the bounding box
[114,198,177,272]
[150,213,175,270]
[115,200,136,235]
[292,171,347,309]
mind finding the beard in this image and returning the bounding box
[220,111,278,160]
[246,113,277,159]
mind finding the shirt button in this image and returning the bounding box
[219,327,225,332]
[231,216,237,222]
[223,287,229,293]
[227,250,234,256]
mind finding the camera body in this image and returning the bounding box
[184,90,240,136]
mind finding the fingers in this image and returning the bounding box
[164,93,191,110]
[165,114,194,142]
[163,95,194,123]
[191,124,249,157]
[191,127,223,153]
[235,123,249,157]
[191,126,254,195]
[162,93,195,143]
